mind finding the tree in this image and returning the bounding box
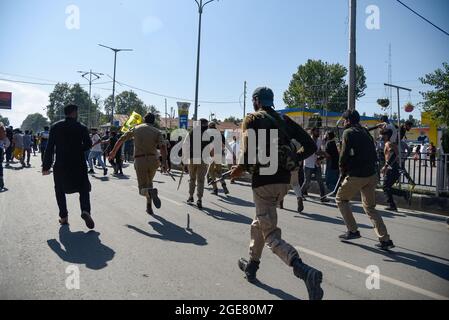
[104,91,149,118]
[0,114,10,126]
[419,62,449,126]
[283,59,367,113]
[21,113,49,133]
[223,116,243,124]
[46,83,95,126]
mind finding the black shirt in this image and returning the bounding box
[340,125,377,178]
[325,140,339,170]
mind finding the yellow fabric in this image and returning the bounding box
[121,111,143,133]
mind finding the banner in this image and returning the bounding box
[121,111,143,133]
[177,102,190,129]
[0,92,12,110]
[421,112,438,145]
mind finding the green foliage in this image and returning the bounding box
[104,91,149,117]
[21,113,49,133]
[223,116,243,124]
[420,62,449,126]
[46,83,99,127]
[283,59,367,113]
[0,114,10,126]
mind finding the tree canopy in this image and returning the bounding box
[420,62,449,126]
[0,114,10,127]
[46,83,99,127]
[283,59,367,113]
[21,113,50,133]
[104,91,149,117]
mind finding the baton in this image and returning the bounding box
[167,170,176,182]
[208,170,232,186]
[321,174,345,200]
[177,167,185,191]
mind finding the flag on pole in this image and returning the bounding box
[121,111,143,133]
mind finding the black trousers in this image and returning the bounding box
[383,164,407,209]
[54,174,91,218]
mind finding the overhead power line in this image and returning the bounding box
[396,0,449,37]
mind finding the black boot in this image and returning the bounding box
[146,203,155,216]
[297,197,304,213]
[148,188,161,209]
[222,184,230,195]
[238,258,260,283]
[196,199,203,210]
[0,177,4,190]
[292,258,324,300]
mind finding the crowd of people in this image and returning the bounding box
[0,86,445,301]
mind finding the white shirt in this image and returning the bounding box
[226,141,240,165]
[91,134,103,152]
[304,138,322,169]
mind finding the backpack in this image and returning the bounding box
[264,113,301,172]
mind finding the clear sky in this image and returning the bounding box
[0,0,448,127]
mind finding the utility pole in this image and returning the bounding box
[165,99,168,130]
[78,70,103,128]
[348,0,357,110]
[193,0,217,121]
[384,83,412,178]
[243,81,247,119]
[388,43,393,118]
[98,44,133,126]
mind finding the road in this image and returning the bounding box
[1,155,448,300]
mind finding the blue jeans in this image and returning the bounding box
[88,151,106,170]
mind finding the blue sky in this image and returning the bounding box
[0,0,448,127]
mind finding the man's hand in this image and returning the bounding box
[108,152,116,162]
[230,165,244,180]
[42,170,50,176]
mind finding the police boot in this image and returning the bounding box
[222,184,230,195]
[297,197,304,213]
[238,258,260,283]
[146,203,155,216]
[292,258,324,300]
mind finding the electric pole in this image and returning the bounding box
[348,0,357,110]
[78,70,103,128]
[243,81,247,119]
[98,44,133,126]
[193,0,217,121]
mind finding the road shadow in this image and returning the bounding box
[204,203,253,225]
[126,217,207,246]
[293,212,373,230]
[217,195,254,208]
[402,211,448,223]
[91,176,110,182]
[342,241,449,281]
[348,204,407,218]
[253,279,301,300]
[111,174,130,180]
[47,226,115,270]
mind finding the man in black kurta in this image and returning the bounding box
[43,104,95,229]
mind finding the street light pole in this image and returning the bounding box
[193,0,217,121]
[98,44,133,126]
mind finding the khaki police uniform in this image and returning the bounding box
[121,123,163,204]
[239,108,317,266]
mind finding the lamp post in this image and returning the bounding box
[98,44,133,125]
[193,0,217,121]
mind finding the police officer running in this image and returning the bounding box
[207,122,229,196]
[336,110,395,251]
[109,113,168,216]
[231,87,324,300]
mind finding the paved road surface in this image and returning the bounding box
[1,156,448,300]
